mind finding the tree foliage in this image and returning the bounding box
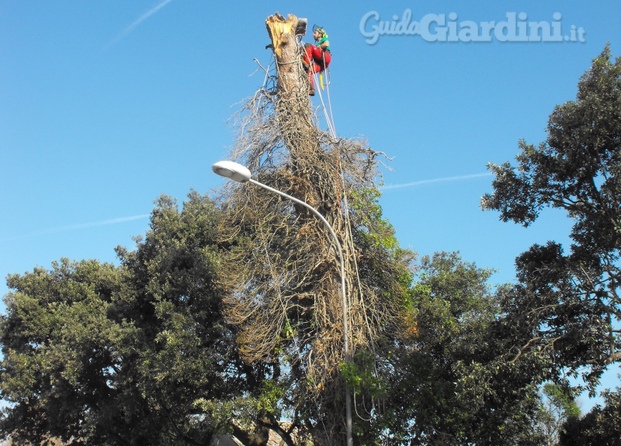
[560,386,621,445]
[0,258,126,444]
[482,45,621,389]
[376,252,552,445]
[538,383,581,444]
[0,193,249,445]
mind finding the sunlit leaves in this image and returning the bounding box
[483,45,621,387]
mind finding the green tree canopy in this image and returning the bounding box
[560,386,621,445]
[376,252,552,445]
[0,193,248,445]
[482,45,621,390]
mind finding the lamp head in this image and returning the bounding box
[212,161,251,183]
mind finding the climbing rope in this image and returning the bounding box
[308,50,377,375]
[312,70,337,137]
[264,36,373,361]
[256,37,381,423]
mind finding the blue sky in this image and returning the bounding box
[2,1,620,410]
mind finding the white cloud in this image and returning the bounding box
[382,172,492,190]
[104,0,174,50]
[0,215,149,242]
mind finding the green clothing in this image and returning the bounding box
[316,36,330,52]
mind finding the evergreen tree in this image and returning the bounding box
[483,45,621,391]
[0,193,246,445]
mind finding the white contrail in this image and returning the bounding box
[104,0,174,50]
[1,214,150,242]
[53,214,150,231]
[382,172,492,190]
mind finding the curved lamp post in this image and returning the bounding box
[212,160,353,446]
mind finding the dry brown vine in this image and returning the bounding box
[216,13,407,443]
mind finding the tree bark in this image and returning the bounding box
[222,13,401,446]
[265,13,308,98]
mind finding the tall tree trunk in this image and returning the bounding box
[265,13,309,98]
[221,12,405,445]
[264,15,355,446]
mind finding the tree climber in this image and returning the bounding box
[302,25,331,96]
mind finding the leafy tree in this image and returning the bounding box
[538,383,581,444]
[110,192,249,445]
[377,252,551,445]
[482,45,621,390]
[0,258,126,444]
[0,193,248,445]
[559,386,621,445]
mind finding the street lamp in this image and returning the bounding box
[212,160,354,446]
